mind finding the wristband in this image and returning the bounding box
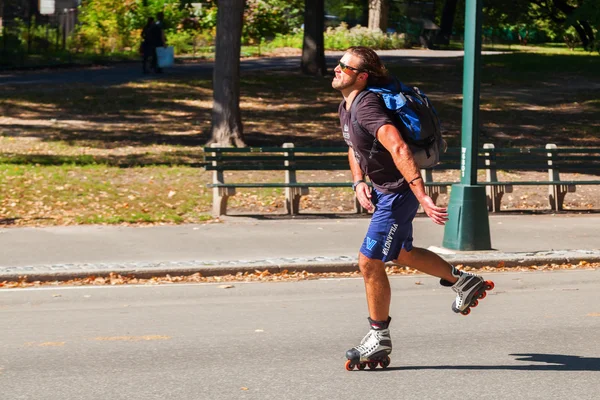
[352,180,366,192]
[409,176,422,186]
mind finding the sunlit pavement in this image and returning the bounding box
[1,269,599,399]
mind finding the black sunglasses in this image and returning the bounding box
[338,60,363,73]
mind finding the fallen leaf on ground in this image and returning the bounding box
[218,284,234,289]
[1,263,598,289]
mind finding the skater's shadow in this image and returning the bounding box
[381,354,600,372]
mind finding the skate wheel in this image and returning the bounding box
[485,281,495,291]
[477,291,487,299]
[345,360,355,371]
[470,299,479,308]
[368,361,378,370]
[461,307,471,316]
[358,363,366,370]
[379,356,391,369]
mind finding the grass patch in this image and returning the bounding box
[0,164,213,226]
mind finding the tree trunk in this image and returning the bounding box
[572,21,590,49]
[551,0,593,50]
[368,0,388,32]
[581,20,595,46]
[436,0,458,45]
[301,0,326,76]
[208,0,246,147]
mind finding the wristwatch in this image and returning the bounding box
[352,180,366,192]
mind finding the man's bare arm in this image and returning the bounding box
[348,147,374,211]
[348,147,364,183]
[376,124,448,225]
[375,125,426,197]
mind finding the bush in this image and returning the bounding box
[167,30,194,54]
[264,24,408,52]
[167,30,214,55]
[243,0,303,45]
[324,23,406,50]
[0,17,63,55]
[267,31,304,49]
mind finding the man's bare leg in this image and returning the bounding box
[395,246,459,283]
[358,252,390,321]
[345,252,393,369]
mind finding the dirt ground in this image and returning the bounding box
[221,169,600,216]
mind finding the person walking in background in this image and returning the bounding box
[141,16,154,74]
[148,12,167,73]
[332,46,494,371]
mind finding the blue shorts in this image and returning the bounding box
[360,188,419,262]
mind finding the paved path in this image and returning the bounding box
[0,49,498,87]
[1,214,599,280]
[1,270,599,399]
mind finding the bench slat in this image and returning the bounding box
[205,155,349,162]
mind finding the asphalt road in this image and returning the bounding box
[0,49,472,87]
[1,269,599,399]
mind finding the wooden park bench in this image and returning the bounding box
[204,143,353,216]
[204,143,600,216]
[478,144,600,211]
[423,144,600,211]
[204,143,448,217]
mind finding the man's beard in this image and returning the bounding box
[332,75,356,91]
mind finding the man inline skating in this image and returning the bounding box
[332,46,494,371]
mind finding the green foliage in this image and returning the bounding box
[267,32,304,49]
[266,23,409,51]
[167,29,214,55]
[0,17,63,58]
[71,0,304,55]
[243,0,303,44]
[563,27,582,50]
[573,0,600,27]
[325,0,365,25]
[478,0,598,48]
[324,23,407,50]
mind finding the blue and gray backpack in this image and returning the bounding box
[350,77,447,169]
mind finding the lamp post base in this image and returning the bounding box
[442,184,492,251]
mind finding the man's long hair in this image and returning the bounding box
[347,46,391,87]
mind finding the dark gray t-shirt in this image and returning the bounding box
[338,91,408,194]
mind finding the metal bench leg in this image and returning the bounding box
[425,185,446,205]
[487,184,513,212]
[354,196,366,214]
[549,184,575,211]
[421,169,446,205]
[483,143,505,212]
[546,144,564,211]
[287,187,309,215]
[213,187,235,217]
[549,185,563,211]
[291,189,301,215]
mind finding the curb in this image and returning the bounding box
[1,250,599,283]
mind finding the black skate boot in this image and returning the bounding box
[345,317,392,371]
[441,267,495,316]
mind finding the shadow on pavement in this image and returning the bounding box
[380,354,600,372]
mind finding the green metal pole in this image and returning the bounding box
[461,0,481,186]
[442,0,492,250]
